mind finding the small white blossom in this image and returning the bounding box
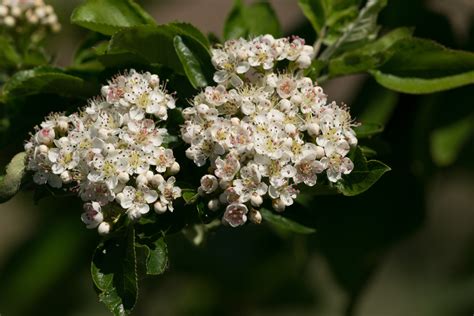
[183,36,358,223]
[25,70,182,233]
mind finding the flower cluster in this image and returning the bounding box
[211,35,314,88]
[182,36,358,228]
[0,0,60,33]
[25,70,181,234]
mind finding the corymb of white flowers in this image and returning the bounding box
[25,70,181,234]
[182,35,358,228]
[0,0,60,33]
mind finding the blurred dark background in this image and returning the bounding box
[0,1,473,315]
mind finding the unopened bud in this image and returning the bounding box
[207,199,220,211]
[136,174,148,186]
[250,195,263,207]
[97,222,111,235]
[154,201,167,214]
[60,171,72,183]
[249,209,262,224]
[167,162,180,175]
[118,172,129,184]
[272,199,286,212]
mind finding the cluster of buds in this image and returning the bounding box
[0,0,60,34]
[182,35,358,228]
[211,35,314,88]
[25,70,181,234]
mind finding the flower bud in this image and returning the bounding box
[272,199,286,212]
[167,162,180,175]
[11,6,21,17]
[249,209,262,224]
[4,16,15,27]
[136,174,148,186]
[36,128,55,145]
[250,194,263,207]
[150,174,164,187]
[207,199,220,211]
[307,123,320,136]
[97,222,111,235]
[60,171,72,184]
[197,104,209,115]
[145,170,154,181]
[118,172,129,184]
[154,201,167,214]
[230,117,240,126]
[38,144,49,154]
[315,146,325,159]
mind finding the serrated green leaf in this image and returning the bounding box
[370,37,474,94]
[102,24,211,79]
[137,237,168,275]
[174,36,208,88]
[71,0,155,36]
[353,123,384,138]
[224,0,282,40]
[336,159,391,196]
[182,189,198,204]
[329,27,413,76]
[320,0,387,60]
[91,227,137,316]
[0,35,21,68]
[299,0,361,44]
[260,208,316,234]
[2,66,94,100]
[0,152,26,203]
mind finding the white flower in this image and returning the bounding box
[116,186,158,220]
[223,203,248,227]
[81,202,104,229]
[158,176,182,212]
[25,70,181,233]
[214,155,240,181]
[199,175,219,194]
[322,154,354,183]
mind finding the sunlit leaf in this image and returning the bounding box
[370,38,474,94]
[71,0,155,36]
[224,0,281,40]
[174,36,208,88]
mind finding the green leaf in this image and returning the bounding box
[224,0,282,40]
[2,66,94,100]
[260,208,316,234]
[299,0,362,44]
[91,228,138,316]
[71,0,155,36]
[182,189,198,204]
[353,123,384,138]
[174,36,208,88]
[320,0,387,60]
[336,147,391,196]
[137,237,168,275]
[0,35,21,68]
[0,152,26,203]
[103,24,211,77]
[329,27,413,76]
[430,115,474,167]
[370,38,474,94]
